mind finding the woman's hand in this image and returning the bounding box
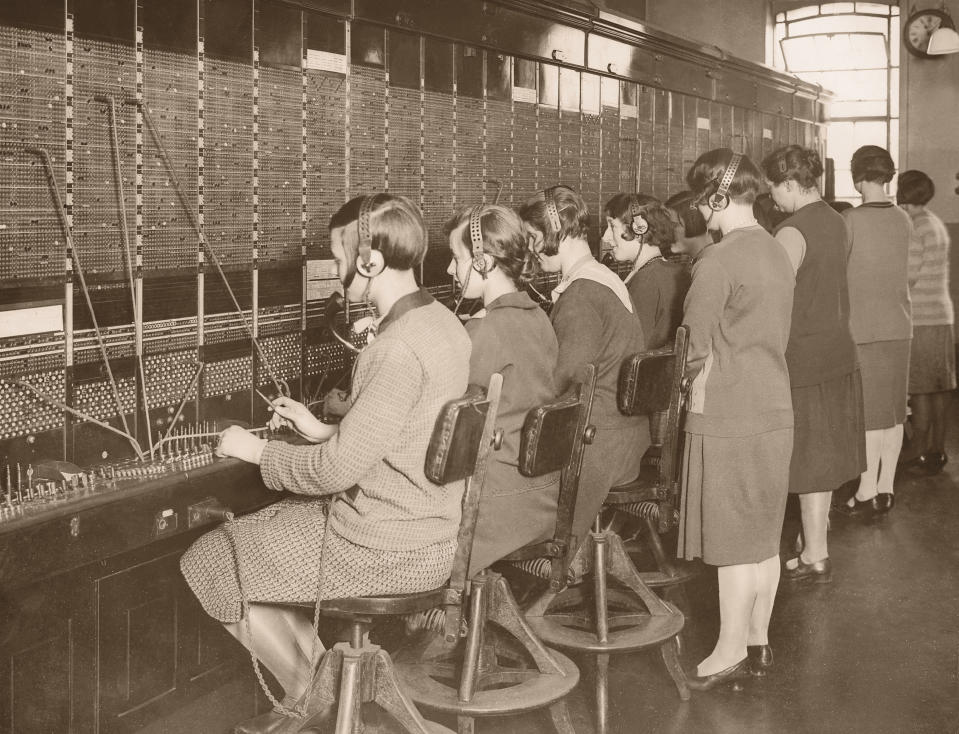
[268,396,330,442]
[216,426,267,465]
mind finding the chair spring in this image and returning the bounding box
[510,557,553,581]
[618,501,661,520]
[403,607,447,634]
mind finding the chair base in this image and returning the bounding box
[261,636,453,734]
[524,529,689,734]
[395,571,580,734]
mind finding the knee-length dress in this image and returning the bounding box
[465,291,561,575]
[677,226,794,566]
[181,292,471,623]
[549,259,650,546]
[843,202,915,429]
[774,200,866,494]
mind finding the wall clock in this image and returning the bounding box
[903,8,956,58]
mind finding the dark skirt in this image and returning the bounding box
[677,428,792,566]
[180,497,456,624]
[858,339,910,430]
[789,369,867,494]
[909,324,956,394]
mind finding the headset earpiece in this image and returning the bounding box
[355,195,385,277]
[628,200,649,237]
[468,207,488,278]
[707,153,743,212]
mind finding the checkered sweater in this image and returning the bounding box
[260,300,471,551]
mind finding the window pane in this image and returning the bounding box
[890,17,900,66]
[855,3,892,15]
[821,3,856,14]
[774,23,786,69]
[781,32,887,71]
[829,99,888,117]
[834,169,859,198]
[889,118,899,169]
[827,121,857,170]
[788,14,889,35]
[889,67,899,117]
[787,6,819,20]
[804,69,888,100]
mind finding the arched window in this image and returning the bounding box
[773,3,900,203]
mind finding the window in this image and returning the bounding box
[774,3,899,203]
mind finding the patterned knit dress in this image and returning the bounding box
[180,291,471,623]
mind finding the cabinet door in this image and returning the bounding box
[0,576,96,734]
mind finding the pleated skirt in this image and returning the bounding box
[677,428,792,566]
[858,339,910,430]
[909,324,956,394]
[788,369,867,494]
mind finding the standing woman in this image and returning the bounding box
[841,146,915,514]
[678,149,794,688]
[762,145,866,582]
[897,170,955,474]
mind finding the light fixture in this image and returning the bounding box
[927,25,959,54]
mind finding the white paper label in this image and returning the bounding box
[0,303,63,338]
[762,128,773,140]
[512,86,536,104]
[620,104,637,119]
[697,117,711,130]
[306,259,341,302]
[306,50,347,74]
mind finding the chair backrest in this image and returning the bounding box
[424,373,503,641]
[513,363,597,590]
[617,326,689,524]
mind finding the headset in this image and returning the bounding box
[627,199,649,238]
[468,206,489,278]
[538,186,563,232]
[355,195,385,277]
[706,153,744,212]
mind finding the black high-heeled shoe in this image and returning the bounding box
[783,556,832,583]
[747,645,774,677]
[686,658,750,691]
[875,493,895,513]
[835,495,880,517]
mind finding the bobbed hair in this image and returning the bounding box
[850,145,895,185]
[664,190,708,238]
[603,193,677,258]
[761,145,824,190]
[896,170,935,206]
[329,193,428,271]
[686,148,762,206]
[444,204,538,285]
[518,185,590,257]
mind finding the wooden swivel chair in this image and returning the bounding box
[522,333,692,734]
[606,326,699,602]
[254,374,503,734]
[396,365,597,734]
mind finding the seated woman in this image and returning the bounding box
[519,186,649,549]
[665,190,714,261]
[678,149,794,689]
[604,193,691,350]
[445,204,560,574]
[180,194,471,730]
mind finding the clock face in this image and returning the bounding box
[904,9,955,57]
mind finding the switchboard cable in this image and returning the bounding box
[4,378,144,458]
[20,144,143,460]
[133,100,289,399]
[96,95,154,458]
[155,362,205,456]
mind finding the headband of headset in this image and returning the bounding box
[628,199,649,237]
[468,206,488,277]
[708,153,743,211]
[355,195,385,276]
[539,187,562,232]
